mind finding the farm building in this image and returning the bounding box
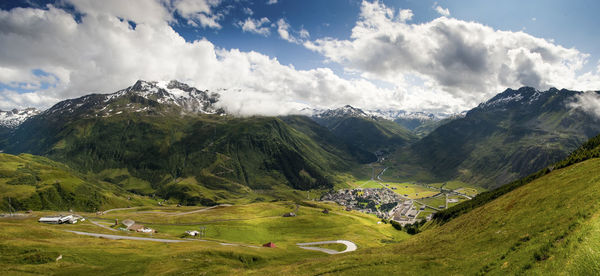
[127,223,156,233]
[263,242,276,248]
[186,230,200,236]
[122,219,135,228]
[38,215,80,224]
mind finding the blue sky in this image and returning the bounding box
[1,0,600,115]
[173,0,600,72]
[4,0,598,72]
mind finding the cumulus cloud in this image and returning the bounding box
[569,91,600,119]
[398,9,413,22]
[0,3,404,115]
[2,0,600,116]
[171,0,224,28]
[266,0,278,5]
[237,17,271,36]
[434,3,450,17]
[276,18,310,44]
[304,0,600,111]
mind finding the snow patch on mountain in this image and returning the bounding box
[47,80,223,117]
[0,108,40,128]
[313,105,372,119]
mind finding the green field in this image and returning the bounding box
[3,158,600,274]
[350,180,440,199]
[249,158,600,275]
[0,200,409,275]
[383,182,439,199]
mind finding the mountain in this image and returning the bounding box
[41,80,223,120]
[1,80,370,204]
[390,87,600,188]
[365,109,460,137]
[0,153,148,212]
[0,108,40,150]
[0,108,40,128]
[312,105,417,153]
[255,134,600,275]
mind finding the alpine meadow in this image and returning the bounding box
[2,0,600,275]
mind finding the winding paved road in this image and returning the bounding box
[64,230,187,243]
[296,240,357,254]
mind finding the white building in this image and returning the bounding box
[38,215,78,224]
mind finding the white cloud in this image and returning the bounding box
[171,0,224,29]
[434,4,450,17]
[276,18,296,43]
[276,18,309,44]
[304,0,600,112]
[237,17,271,36]
[569,91,600,119]
[266,0,278,5]
[299,27,310,39]
[65,0,225,29]
[0,4,404,115]
[398,9,413,22]
[243,7,253,15]
[65,0,173,26]
[2,0,599,116]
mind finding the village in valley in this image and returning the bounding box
[321,165,480,227]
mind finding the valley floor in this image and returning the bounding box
[3,159,600,275]
[0,201,407,275]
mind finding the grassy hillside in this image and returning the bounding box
[0,153,151,212]
[313,114,417,152]
[3,155,598,274]
[280,115,376,164]
[249,157,600,275]
[389,87,600,188]
[0,201,408,275]
[4,112,367,203]
[433,133,600,224]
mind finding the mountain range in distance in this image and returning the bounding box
[1,80,599,206]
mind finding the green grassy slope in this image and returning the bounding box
[250,157,600,275]
[433,133,600,224]
[4,112,365,203]
[0,153,151,212]
[389,87,600,188]
[313,115,417,152]
[0,201,408,275]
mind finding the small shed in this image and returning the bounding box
[186,230,200,236]
[127,224,145,231]
[282,212,296,217]
[262,242,276,248]
[122,219,135,228]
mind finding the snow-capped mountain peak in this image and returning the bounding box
[0,108,40,128]
[477,87,540,109]
[314,105,370,119]
[46,80,223,117]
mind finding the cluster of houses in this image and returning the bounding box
[38,214,84,224]
[391,201,425,226]
[322,187,442,226]
[321,188,405,218]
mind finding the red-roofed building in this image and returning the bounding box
[262,242,276,248]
